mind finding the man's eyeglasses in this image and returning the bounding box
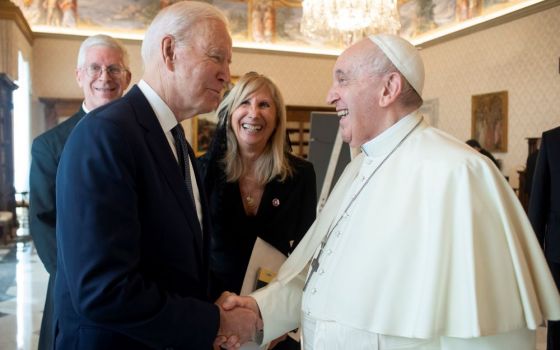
[83,64,127,78]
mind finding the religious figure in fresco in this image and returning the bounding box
[43,0,61,26]
[15,0,44,24]
[251,0,275,43]
[263,2,274,42]
[59,0,77,27]
[457,0,481,20]
[251,0,265,42]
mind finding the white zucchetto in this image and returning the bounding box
[368,34,425,96]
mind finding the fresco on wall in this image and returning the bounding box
[398,0,522,41]
[11,0,546,53]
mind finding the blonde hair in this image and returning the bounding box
[217,72,293,184]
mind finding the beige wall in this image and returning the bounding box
[30,38,336,106]
[28,4,560,187]
[420,4,560,186]
[30,36,336,139]
[30,36,144,135]
[0,19,30,79]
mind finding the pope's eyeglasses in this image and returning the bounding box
[83,64,127,78]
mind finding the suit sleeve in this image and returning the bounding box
[56,117,219,348]
[528,134,550,248]
[29,137,58,274]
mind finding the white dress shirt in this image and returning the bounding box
[137,80,203,226]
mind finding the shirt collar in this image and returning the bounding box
[137,79,178,133]
[361,111,422,157]
[82,102,90,114]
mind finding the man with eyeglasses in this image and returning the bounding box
[29,34,131,350]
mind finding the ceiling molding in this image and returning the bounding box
[415,0,560,49]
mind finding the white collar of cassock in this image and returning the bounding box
[361,111,422,158]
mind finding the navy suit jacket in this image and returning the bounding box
[54,86,219,349]
[30,107,86,275]
[30,107,86,350]
[529,126,560,263]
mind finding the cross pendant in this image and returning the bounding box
[303,240,327,291]
[303,258,320,291]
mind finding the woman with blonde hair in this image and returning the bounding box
[199,72,316,348]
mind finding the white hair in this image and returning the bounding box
[76,34,129,68]
[141,1,228,66]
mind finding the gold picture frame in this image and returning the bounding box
[192,76,239,157]
[471,90,508,152]
[192,112,218,157]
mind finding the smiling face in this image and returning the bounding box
[231,86,278,155]
[325,40,385,148]
[167,19,232,119]
[76,45,131,111]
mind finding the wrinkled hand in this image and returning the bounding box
[214,292,262,349]
[221,293,260,316]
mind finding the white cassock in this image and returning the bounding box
[251,111,560,349]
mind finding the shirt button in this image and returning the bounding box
[336,231,341,237]
[306,310,311,316]
[327,249,332,255]
[311,288,317,294]
[319,269,325,275]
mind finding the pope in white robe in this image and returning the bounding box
[220,34,560,350]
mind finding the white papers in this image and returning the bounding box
[240,237,288,350]
[240,237,287,296]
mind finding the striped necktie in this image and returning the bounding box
[171,124,195,201]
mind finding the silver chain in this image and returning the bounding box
[303,117,423,291]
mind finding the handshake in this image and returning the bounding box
[214,291,263,349]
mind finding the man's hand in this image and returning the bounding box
[214,292,262,349]
[221,293,260,316]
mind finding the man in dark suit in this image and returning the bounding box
[29,34,131,350]
[53,2,260,349]
[525,148,539,197]
[529,125,560,350]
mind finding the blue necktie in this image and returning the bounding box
[171,124,194,201]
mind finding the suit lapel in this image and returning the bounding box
[127,86,204,257]
[187,143,212,273]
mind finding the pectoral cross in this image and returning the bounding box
[303,239,327,291]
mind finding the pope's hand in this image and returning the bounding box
[221,293,260,316]
[214,292,262,349]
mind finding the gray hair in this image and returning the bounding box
[365,46,423,109]
[141,1,228,66]
[76,34,129,69]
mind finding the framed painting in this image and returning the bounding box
[471,90,508,152]
[191,76,238,157]
[192,112,219,157]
